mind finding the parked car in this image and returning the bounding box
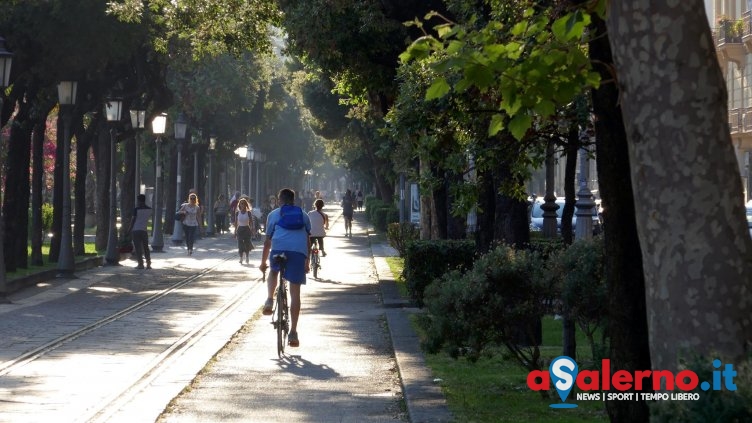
[530,198,602,235]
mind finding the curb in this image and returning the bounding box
[368,231,454,423]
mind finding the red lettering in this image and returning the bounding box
[634,370,652,390]
[652,370,674,390]
[601,359,610,390]
[612,370,633,391]
[675,370,699,391]
[527,370,550,391]
[576,370,600,390]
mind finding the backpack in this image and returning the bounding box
[276,204,306,230]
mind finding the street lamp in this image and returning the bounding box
[234,146,247,194]
[247,144,254,202]
[207,135,217,236]
[151,113,167,252]
[104,98,123,265]
[56,80,77,277]
[171,113,187,244]
[575,128,596,241]
[255,152,266,207]
[0,36,12,297]
[130,106,146,200]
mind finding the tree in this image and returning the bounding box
[606,1,752,370]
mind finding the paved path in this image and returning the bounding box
[0,207,452,422]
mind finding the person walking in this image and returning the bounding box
[259,188,311,347]
[128,194,152,269]
[235,198,254,264]
[341,189,355,236]
[356,189,364,211]
[177,193,203,255]
[308,199,329,257]
[229,191,241,227]
[213,194,230,234]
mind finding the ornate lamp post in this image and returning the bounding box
[56,80,77,277]
[575,129,596,241]
[130,106,146,200]
[0,36,12,297]
[234,146,248,194]
[207,136,217,236]
[171,113,187,244]
[151,113,167,252]
[255,152,266,206]
[104,98,123,265]
[246,144,253,201]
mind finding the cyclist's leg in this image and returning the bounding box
[266,268,279,302]
[289,283,301,334]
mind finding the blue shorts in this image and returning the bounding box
[270,250,307,284]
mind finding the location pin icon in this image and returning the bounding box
[549,356,578,407]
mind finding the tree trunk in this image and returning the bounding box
[561,129,578,245]
[589,12,652,422]
[608,1,752,370]
[4,95,32,272]
[94,122,110,251]
[49,114,64,263]
[74,121,92,256]
[475,166,496,253]
[121,137,136,244]
[31,114,46,266]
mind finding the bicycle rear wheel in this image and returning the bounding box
[276,282,288,358]
[312,254,319,279]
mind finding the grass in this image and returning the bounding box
[385,255,609,423]
[5,242,99,281]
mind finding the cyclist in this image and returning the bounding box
[308,199,329,256]
[341,189,355,236]
[259,188,311,347]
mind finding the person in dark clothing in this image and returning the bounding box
[128,194,152,269]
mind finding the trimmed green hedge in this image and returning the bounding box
[403,239,476,307]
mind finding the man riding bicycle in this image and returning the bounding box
[259,188,311,347]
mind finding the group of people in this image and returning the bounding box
[129,185,365,351]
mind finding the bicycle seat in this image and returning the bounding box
[272,253,288,266]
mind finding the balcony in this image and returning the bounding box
[717,19,746,65]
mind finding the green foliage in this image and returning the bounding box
[386,222,420,257]
[401,5,600,140]
[40,203,53,233]
[548,237,609,360]
[651,353,752,422]
[403,239,476,307]
[421,244,556,369]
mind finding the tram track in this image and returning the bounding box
[0,252,266,423]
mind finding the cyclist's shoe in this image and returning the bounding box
[262,298,273,315]
[288,331,300,347]
[322,251,327,257]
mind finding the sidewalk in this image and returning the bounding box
[0,207,453,422]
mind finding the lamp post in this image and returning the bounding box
[234,146,248,194]
[246,145,253,201]
[255,152,266,206]
[104,98,123,265]
[130,107,146,200]
[575,129,596,241]
[171,113,187,244]
[56,81,77,277]
[151,113,167,252]
[0,37,12,298]
[207,136,217,236]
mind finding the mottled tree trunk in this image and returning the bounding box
[31,115,46,266]
[74,123,92,256]
[94,123,110,252]
[589,12,652,422]
[608,1,752,370]
[4,96,32,271]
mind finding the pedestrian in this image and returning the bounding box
[177,193,203,255]
[213,194,229,234]
[259,188,311,347]
[235,198,254,264]
[308,199,329,257]
[341,189,355,236]
[128,194,152,269]
[356,189,364,211]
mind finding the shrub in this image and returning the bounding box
[421,244,557,374]
[373,206,398,232]
[41,203,53,232]
[386,222,419,256]
[403,240,476,307]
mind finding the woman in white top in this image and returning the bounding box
[307,199,329,256]
[178,193,203,255]
[235,198,255,264]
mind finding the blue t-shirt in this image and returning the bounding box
[266,206,311,255]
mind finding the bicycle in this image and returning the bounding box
[269,253,290,358]
[310,239,321,279]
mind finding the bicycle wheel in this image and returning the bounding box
[276,281,288,358]
[312,254,319,279]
